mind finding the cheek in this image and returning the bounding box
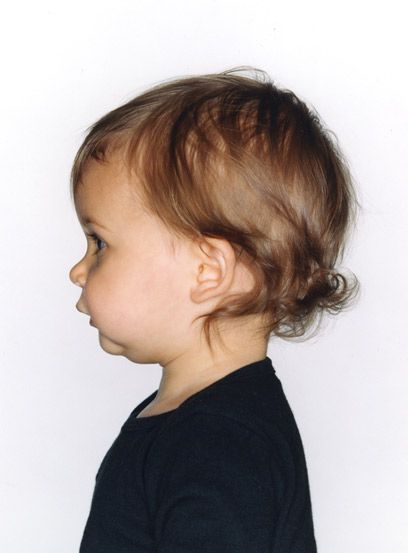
[83,262,157,323]
[83,264,123,319]
[83,252,189,337]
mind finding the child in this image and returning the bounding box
[69,66,360,552]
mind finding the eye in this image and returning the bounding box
[86,232,106,254]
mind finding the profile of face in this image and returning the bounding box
[69,148,262,377]
[69,150,203,365]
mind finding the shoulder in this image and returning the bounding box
[146,407,269,459]
[142,406,296,522]
[147,363,300,451]
[144,372,307,489]
[143,402,293,485]
[154,408,270,451]
[144,409,270,492]
[160,366,297,445]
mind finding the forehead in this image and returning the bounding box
[74,154,142,226]
[73,153,178,256]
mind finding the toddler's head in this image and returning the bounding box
[69,66,360,367]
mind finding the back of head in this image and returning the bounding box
[70,66,361,351]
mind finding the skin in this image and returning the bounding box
[69,149,268,417]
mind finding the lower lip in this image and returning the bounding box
[89,320,95,327]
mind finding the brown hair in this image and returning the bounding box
[70,66,361,353]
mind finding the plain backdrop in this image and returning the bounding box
[1,1,407,551]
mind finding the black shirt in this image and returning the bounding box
[79,356,318,552]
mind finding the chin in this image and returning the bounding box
[98,333,125,356]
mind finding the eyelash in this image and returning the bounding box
[86,233,106,254]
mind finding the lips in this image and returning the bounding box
[89,319,95,327]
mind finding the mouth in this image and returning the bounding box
[89,319,96,327]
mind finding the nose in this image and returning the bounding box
[69,257,86,288]
[70,260,89,315]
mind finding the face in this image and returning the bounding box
[69,151,198,364]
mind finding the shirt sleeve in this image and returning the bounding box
[144,411,279,553]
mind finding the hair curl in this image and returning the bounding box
[70,65,361,354]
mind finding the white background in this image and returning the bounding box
[1,1,407,551]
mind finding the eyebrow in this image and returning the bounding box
[80,217,110,232]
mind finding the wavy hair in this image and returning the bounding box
[70,66,361,353]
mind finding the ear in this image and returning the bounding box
[190,236,237,304]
